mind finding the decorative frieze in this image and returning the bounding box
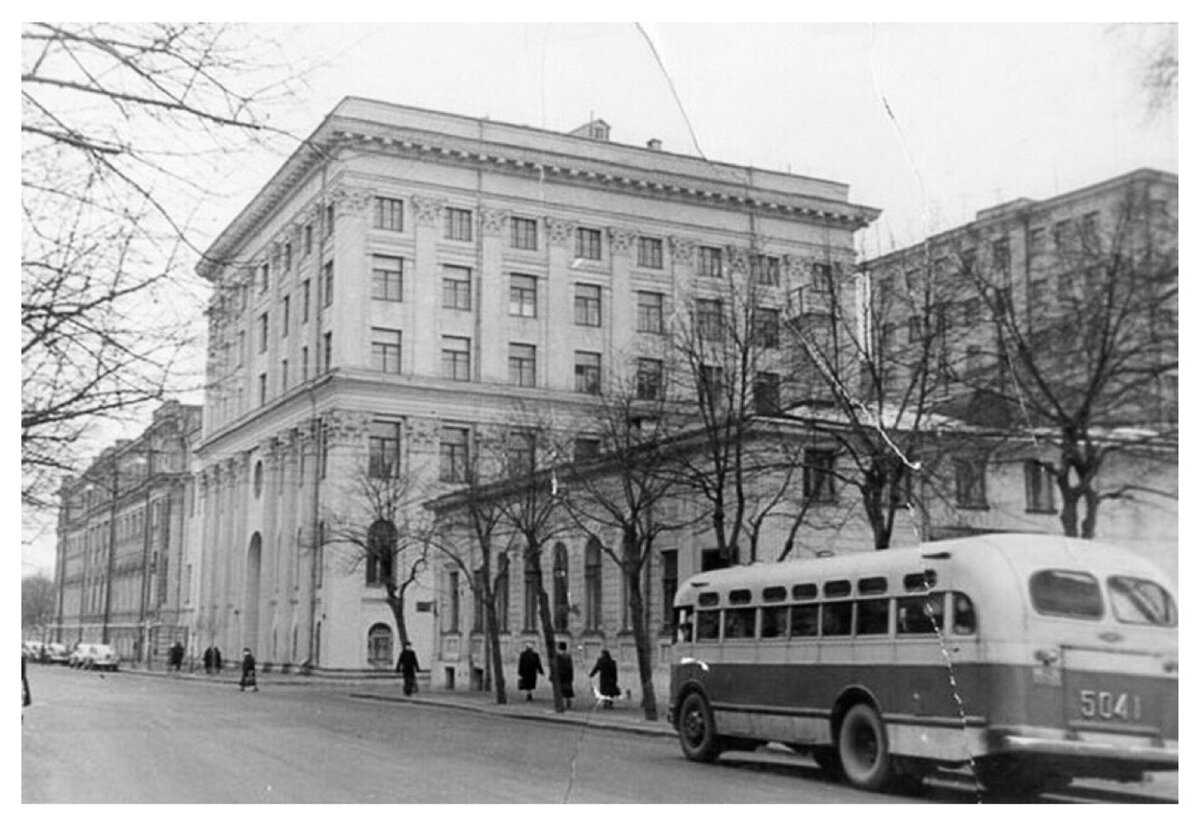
[411,194,445,226]
[726,245,750,276]
[406,418,441,449]
[607,227,637,256]
[329,185,375,214]
[321,409,371,444]
[669,236,696,265]
[479,205,510,235]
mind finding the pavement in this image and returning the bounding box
[119,663,1177,802]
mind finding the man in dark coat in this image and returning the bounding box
[588,649,620,708]
[395,642,419,696]
[556,642,575,709]
[213,646,223,673]
[203,646,214,674]
[239,648,258,691]
[169,640,184,672]
[517,644,544,702]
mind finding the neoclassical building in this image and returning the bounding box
[192,97,879,672]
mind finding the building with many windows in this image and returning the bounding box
[192,97,879,673]
[53,401,201,662]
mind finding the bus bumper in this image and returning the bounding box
[995,733,1178,773]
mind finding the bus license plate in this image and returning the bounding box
[1078,689,1142,722]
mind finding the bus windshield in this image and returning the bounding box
[1107,576,1177,627]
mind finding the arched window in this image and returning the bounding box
[367,622,393,667]
[584,537,602,631]
[366,520,396,586]
[496,554,510,632]
[552,542,570,633]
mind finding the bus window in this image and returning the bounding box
[824,580,852,598]
[761,605,788,638]
[856,598,890,635]
[1107,576,1177,627]
[729,589,752,605]
[696,610,720,641]
[763,586,787,602]
[903,570,937,592]
[858,576,888,595]
[675,606,694,643]
[951,592,977,634]
[790,604,819,637]
[822,601,854,636]
[1030,570,1103,619]
[897,594,944,635]
[698,591,720,608]
[793,583,817,600]
[724,607,756,639]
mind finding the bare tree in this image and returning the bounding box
[670,257,815,564]
[556,377,697,721]
[323,462,430,654]
[23,574,56,636]
[21,23,295,508]
[956,183,1177,538]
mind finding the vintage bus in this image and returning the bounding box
[668,534,1177,794]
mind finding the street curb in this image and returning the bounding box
[348,691,677,740]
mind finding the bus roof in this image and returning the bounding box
[675,534,1171,600]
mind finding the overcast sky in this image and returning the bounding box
[20,19,1178,577]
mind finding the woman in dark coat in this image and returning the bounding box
[395,642,419,696]
[517,644,544,701]
[555,642,575,708]
[239,648,258,691]
[589,649,620,707]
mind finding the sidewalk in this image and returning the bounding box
[123,665,1176,801]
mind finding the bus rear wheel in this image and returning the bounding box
[838,704,893,791]
[677,692,721,763]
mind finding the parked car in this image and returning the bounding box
[69,643,120,671]
[42,643,70,665]
[22,642,42,661]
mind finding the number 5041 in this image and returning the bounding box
[1079,690,1142,721]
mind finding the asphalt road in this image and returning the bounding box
[23,662,932,804]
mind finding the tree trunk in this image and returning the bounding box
[483,588,507,705]
[387,588,409,650]
[626,564,659,721]
[527,543,564,712]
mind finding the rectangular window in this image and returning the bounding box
[574,284,602,327]
[575,227,602,260]
[811,262,834,292]
[304,224,313,255]
[1053,219,1072,250]
[258,313,269,353]
[699,365,724,409]
[574,351,601,395]
[301,346,309,380]
[637,236,663,269]
[637,291,665,334]
[790,604,819,637]
[750,254,780,286]
[322,332,333,373]
[752,308,780,347]
[259,263,269,294]
[636,358,664,400]
[698,246,722,278]
[1029,227,1046,258]
[992,237,1010,272]
[856,599,890,636]
[442,336,471,381]
[371,255,404,301]
[258,373,267,406]
[753,371,781,415]
[439,427,469,483]
[374,196,404,232]
[284,243,292,273]
[696,298,723,341]
[821,601,854,636]
[505,431,536,475]
[660,550,678,633]
[573,437,601,461]
[954,457,988,508]
[448,570,460,632]
[1082,211,1100,252]
[368,420,403,479]
[897,594,944,635]
[907,315,923,343]
[322,262,334,308]
[281,359,288,391]
[509,274,537,317]
[511,216,538,250]
[324,204,335,236]
[442,266,472,310]
[444,207,473,242]
[508,343,536,387]
[371,329,402,374]
[1025,460,1056,513]
[281,296,290,337]
[302,280,311,322]
[803,449,836,502]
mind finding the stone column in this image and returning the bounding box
[478,206,509,383]
[328,186,374,371]
[410,194,446,377]
[545,217,576,390]
[608,228,637,371]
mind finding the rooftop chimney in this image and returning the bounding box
[568,118,610,142]
[647,138,662,151]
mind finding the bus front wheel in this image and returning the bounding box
[838,704,893,791]
[677,692,721,763]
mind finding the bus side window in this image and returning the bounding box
[897,594,944,635]
[675,607,694,644]
[822,601,854,636]
[790,604,819,638]
[696,610,720,642]
[951,592,977,635]
[724,607,756,639]
[761,606,788,638]
[856,598,890,636]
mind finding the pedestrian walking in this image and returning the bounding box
[239,648,258,691]
[395,642,419,696]
[213,646,223,674]
[169,640,185,672]
[517,643,544,702]
[556,642,575,709]
[203,646,214,674]
[22,653,31,708]
[588,649,620,708]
